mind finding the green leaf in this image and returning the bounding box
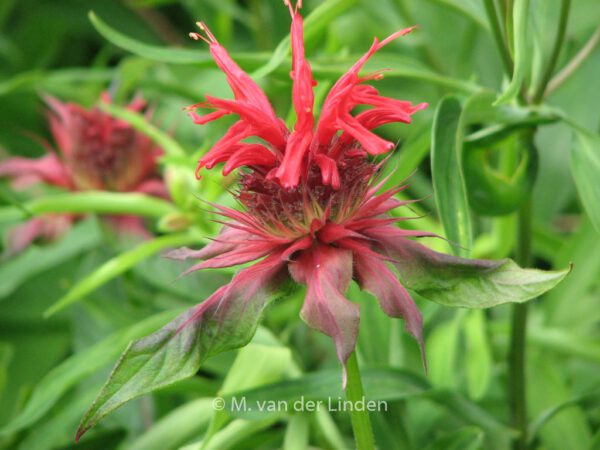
[89,11,267,67]
[201,343,293,448]
[283,414,310,450]
[128,399,215,450]
[0,219,101,299]
[45,232,202,317]
[221,368,510,448]
[571,132,600,233]
[180,417,281,450]
[464,310,492,399]
[494,0,530,105]
[431,96,472,256]
[0,310,179,437]
[528,389,600,446]
[424,426,484,450]
[100,103,186,158]
[527,352,593,450]
[89,11,210,64]
[427,313,462,389]
[76,263,286,440]
[390,239,570,308]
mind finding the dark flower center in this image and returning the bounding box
[237,153,377,238]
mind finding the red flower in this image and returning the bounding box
[172,1,430,383]
[0,94,167,254]
[187,1,426,189]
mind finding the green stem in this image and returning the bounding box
[345,352,375,450]
[509,187,533,450]
[532,0,571,103]
[483,0,514,75]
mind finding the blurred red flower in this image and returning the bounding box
[0,94,167,254]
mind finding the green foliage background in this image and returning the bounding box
[0,0,599,449]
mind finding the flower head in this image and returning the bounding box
[173,1,429,382]
[187,1,426,190]
[0,94,167,253]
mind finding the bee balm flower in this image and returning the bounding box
[0,94,167,254]
[174,0,428,381]
[76,2,570,438]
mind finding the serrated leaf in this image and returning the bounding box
[387,238,570,308]
[76,256,286,440]
[571,132,600,233]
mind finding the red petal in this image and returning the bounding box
[313,154,340,189]
[354,252,424,364]
[222,144,277,176]
[0,154,72,189]
[289,244,359,386]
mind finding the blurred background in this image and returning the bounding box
[0,0,599,449]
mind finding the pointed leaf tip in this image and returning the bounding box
[77,255,285,436]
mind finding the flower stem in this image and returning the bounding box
[532,0,571,103]
[345,352,375,450]
[483,0,514,75]
[509,193,532,450]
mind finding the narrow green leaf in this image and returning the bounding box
[464,310,492,399]
[222,368,426,419]
[0,310,179,437]
[89,11,210,64]
[528,389,600,445]
[494,0,530,105]
[220,368,511,447]
[128,399,215,450]
[527,353,593,450]
[89,11,268,67]
[424,426,484,450]
[100,103,186,157]
[0,219,101,299]
[45,232,202,317]
[428,313,462,389]
[431,96,472,256]
[571,132,600,233]
[283,414,310,450]
[181,417,281,450]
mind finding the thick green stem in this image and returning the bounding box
[483,0,514,75]
[509,193,532,450]
[532,0,571,103]
[345,352,375,450]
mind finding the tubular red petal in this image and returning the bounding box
[222,144,277,176]
[313,154,341,189]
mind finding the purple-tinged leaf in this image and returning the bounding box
[366,227,570,308]
[76,252,287,441]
